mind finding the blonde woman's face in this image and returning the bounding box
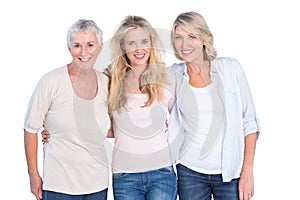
[173,25,204,63]
[69,31,102,70]
[123,27,151,67]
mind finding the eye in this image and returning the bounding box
[73,43,80,48]
[189,35,197,39]
[88,43,94,47]
[142,39,150,45]
[174,35,182,40]
[128,41,135,46]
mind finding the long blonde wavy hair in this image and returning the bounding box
[108,15,167,113]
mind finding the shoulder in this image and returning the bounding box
[47,66,66,76]
[165,67,177,86]
[168,62,186,81]
[38,66,67,85]
[212,57,243,75]
[165,67,176,78]
[168,62,185,72]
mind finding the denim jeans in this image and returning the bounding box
[113,166,177,200]
[42,188,108,200]
[176,164,239,200]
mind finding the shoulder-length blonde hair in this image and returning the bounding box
[171,11,217,61]
[108,15,167,113]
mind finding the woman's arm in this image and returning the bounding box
[24,130,42,200]
[239,132,258,200]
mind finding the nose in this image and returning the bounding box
[134,43,142,51]
[135,41,148,52]
[80,45,88,56]
[182,38,190,48]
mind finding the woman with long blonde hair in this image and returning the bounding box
[108,15,177,200]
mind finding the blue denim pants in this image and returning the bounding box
[42,188,107,200]
[113,166,177,200]
[176,164,239,200]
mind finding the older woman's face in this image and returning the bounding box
[173,25,204,63]
[123,27,151,68]
[69,31,102,70]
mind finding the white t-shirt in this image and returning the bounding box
[178,83,225,174]
[24,66,111,194]
[111,69,176,173]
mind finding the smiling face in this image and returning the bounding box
[69,31,102,70]
[173,25,205,64]
[122,27,151,68]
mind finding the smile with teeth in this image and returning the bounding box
[134,53,145,59]
[79,57,92,62]
[181,49,193,55]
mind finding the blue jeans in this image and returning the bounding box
[42,188,108,200]
[113,166,177,200]
[176,164,239,200]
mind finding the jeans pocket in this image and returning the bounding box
[112,173,127,178]
[158,166,174,174]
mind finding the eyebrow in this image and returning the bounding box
[72,41,96,44]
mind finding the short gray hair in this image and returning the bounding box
[67,19,103,48]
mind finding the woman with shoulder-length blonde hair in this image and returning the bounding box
[108,15,178,200]
[169,11,260,200]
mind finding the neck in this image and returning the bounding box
[186,60,212,88]
[129,64,147,79]
[68,62,94,76]
[187,60,210,74]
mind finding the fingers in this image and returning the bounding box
[41,131,50,137]
[38,188,43,200]
[245,193,253,199]
[106,129,115,138]
[34,189,42,200]
[41,130,50,143]
[239,191,243,200]
[42,138,49,143]
[238,173,254,200]
[41,130,49,135]
[240,192,254,200]
[30,175,43,200]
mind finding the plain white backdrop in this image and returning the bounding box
[0,0,299,199]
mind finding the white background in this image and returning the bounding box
[1,0,299,199]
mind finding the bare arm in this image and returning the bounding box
[239,132,258,200]
[24,130,42,200]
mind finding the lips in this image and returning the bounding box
[181,49,194,55]
[79,57,92,63]
[134,53,145,59]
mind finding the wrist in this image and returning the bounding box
[241,166,253,175]
[28,169,39,177]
